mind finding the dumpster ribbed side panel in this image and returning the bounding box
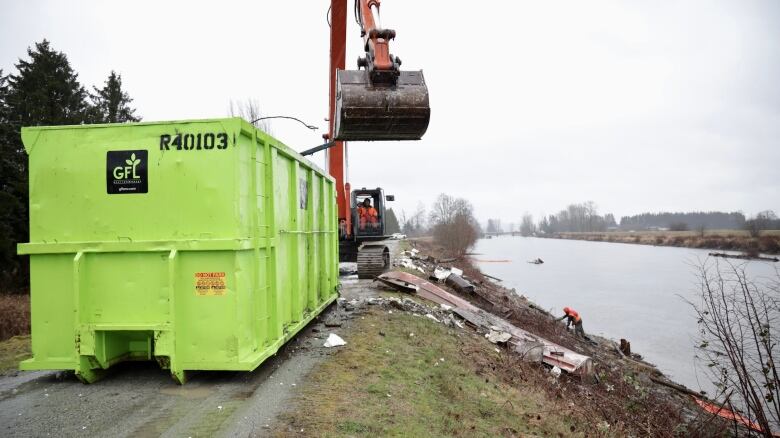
[18,118,338,383]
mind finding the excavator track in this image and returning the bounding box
[357,244,390,279]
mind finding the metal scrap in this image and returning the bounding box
[445,273,475,293]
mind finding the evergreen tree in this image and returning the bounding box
[0,40,90,290]
[89,71,140,123]
[385,208,401,234]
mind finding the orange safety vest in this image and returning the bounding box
[565,308,581,323]
[358,206,378,224]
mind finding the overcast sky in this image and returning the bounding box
[2,0,778,224]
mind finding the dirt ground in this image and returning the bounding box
[0,243,399,438]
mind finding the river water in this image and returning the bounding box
[474,236,778,394]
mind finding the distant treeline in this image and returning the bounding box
[537,202,617,234]
[619,211,747,231]
[1,40,140,291]
[528,204,780,235]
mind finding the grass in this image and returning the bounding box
[275,310,587,437]
[0,294,30,341]
[0,294,32,374]
[0,335,31,374]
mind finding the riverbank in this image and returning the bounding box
[545,230,780,256]
[278,239,731,436]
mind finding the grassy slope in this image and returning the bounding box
[276,309,586,437]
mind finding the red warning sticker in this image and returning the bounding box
[194,272,227,296]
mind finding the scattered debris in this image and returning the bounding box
[550,366,561,378]
[485,329,512,344]
[482,272,503,282]
[323,334,347,348]
[528,258,544,265]
[424,314,440,323]
[339,262,358,276]
[375,275,419,293]
[432,266,451,282]
[445,273,475,293]
[376,269,593,375]
[395,256,426,273]
[456,306,593,375]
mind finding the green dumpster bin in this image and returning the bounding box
[18,118,339,383]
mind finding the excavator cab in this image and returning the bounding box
[351,188,390,238]
[339,187,395,278]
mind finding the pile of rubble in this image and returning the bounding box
[395,249,476,294]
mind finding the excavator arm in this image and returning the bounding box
[331,0,430,142]
[354,0,401,84]
[327,0,430,242]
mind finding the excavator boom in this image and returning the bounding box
[327,0,429,276]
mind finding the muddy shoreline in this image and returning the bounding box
[542,231,780,257]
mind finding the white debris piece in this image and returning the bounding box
[397,258,416,269]
[433,267,451,281]
[424,314,440,323]
[550,366,562,378]
[450,267,463,276]
[323,333,347,348]
[485,330,512,344]
[440,303,452,311]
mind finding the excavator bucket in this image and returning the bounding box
[334,70,430,141]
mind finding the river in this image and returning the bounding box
[473,235,778,394]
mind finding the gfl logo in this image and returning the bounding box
[113,152,141,180]
[107,150,148,194]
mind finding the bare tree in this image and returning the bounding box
[520,213,535,236]
[228,98,272,133]
[486,218,502,234]
[401,203,428,237]
[688,259,780,435]
[429,193,472,226]
[430,194,479,256]
[746,211,779,238]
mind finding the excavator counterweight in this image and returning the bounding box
[334,69,430,141]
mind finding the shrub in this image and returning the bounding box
[0,295,30,341]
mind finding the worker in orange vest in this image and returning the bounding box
[557,306,587,338]
[357,198,378,230]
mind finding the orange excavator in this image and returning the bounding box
[322,0,430,277]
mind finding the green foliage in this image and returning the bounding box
[0,40,140,290]
[384,207,401,234]
[88,71,140,123]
